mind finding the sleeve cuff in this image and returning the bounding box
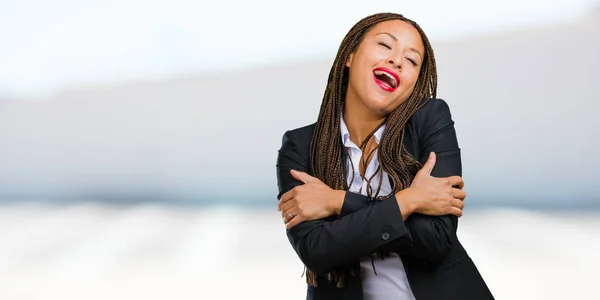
[374,195,413,244]
[340,191,370,216]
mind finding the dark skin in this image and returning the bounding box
[278,20,466,228]
[358,138,378,178]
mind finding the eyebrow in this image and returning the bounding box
[375,32,423,59]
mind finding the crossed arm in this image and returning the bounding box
[275,99,463,275]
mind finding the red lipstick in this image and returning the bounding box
[373,67,400,92]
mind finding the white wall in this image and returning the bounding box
[1,0,597,98]
[0,4,598,207]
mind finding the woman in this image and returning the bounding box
[275,13,494,300]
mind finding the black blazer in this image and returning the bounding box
[276,98,495,300]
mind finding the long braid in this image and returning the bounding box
[307,12,438,288]
[380,19,437,192]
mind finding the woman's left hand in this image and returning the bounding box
[278,170,345,229]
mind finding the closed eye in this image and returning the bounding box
[378,41,391,49]
[407,58,418,66]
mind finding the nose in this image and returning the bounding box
[387,58,402,71]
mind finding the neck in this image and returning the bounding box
[342,99,386,147]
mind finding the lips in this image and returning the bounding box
[373,67,400,92]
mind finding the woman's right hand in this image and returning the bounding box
[396,152,466,218]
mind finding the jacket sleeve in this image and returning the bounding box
[393,98,462,262]
[276,131,413,275]
[323,99,463,264]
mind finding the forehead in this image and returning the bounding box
[365,20,423,49]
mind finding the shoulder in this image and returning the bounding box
[412,98,453,122]
[407,98,457,149]
[279,122,316,154]
[277,123,316,171]
[281,123,316,144]
[410,98,454,131]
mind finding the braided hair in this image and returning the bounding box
[306,12,438,288]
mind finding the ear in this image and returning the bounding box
[345,53,354,67]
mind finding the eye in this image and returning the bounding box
[378,41,391,49]
[406,58,418,67]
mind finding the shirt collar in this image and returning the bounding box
[340,106,386,147]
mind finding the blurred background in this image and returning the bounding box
[1,0,599,299]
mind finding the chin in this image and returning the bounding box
[362,99,394,117]
[362,94,398,116]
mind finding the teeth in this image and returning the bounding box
[373,70,397,88]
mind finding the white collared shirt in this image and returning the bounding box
[340,111,416,300]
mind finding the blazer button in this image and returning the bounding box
[381,232,390,241]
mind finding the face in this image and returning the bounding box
[345,20,425,116]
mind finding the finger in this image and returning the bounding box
[449,207,463,218]
[280,198,296,214]
[290,169,315,184]
[447,176,464,189]
[278,188,297,211]
[283,212,294,224]
[451,198,465,210]
[282,207,297,224]
[286,213,304,229]
[420,152,436,176]
[452,188,466,200]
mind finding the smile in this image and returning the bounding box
[373,67,399,92]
